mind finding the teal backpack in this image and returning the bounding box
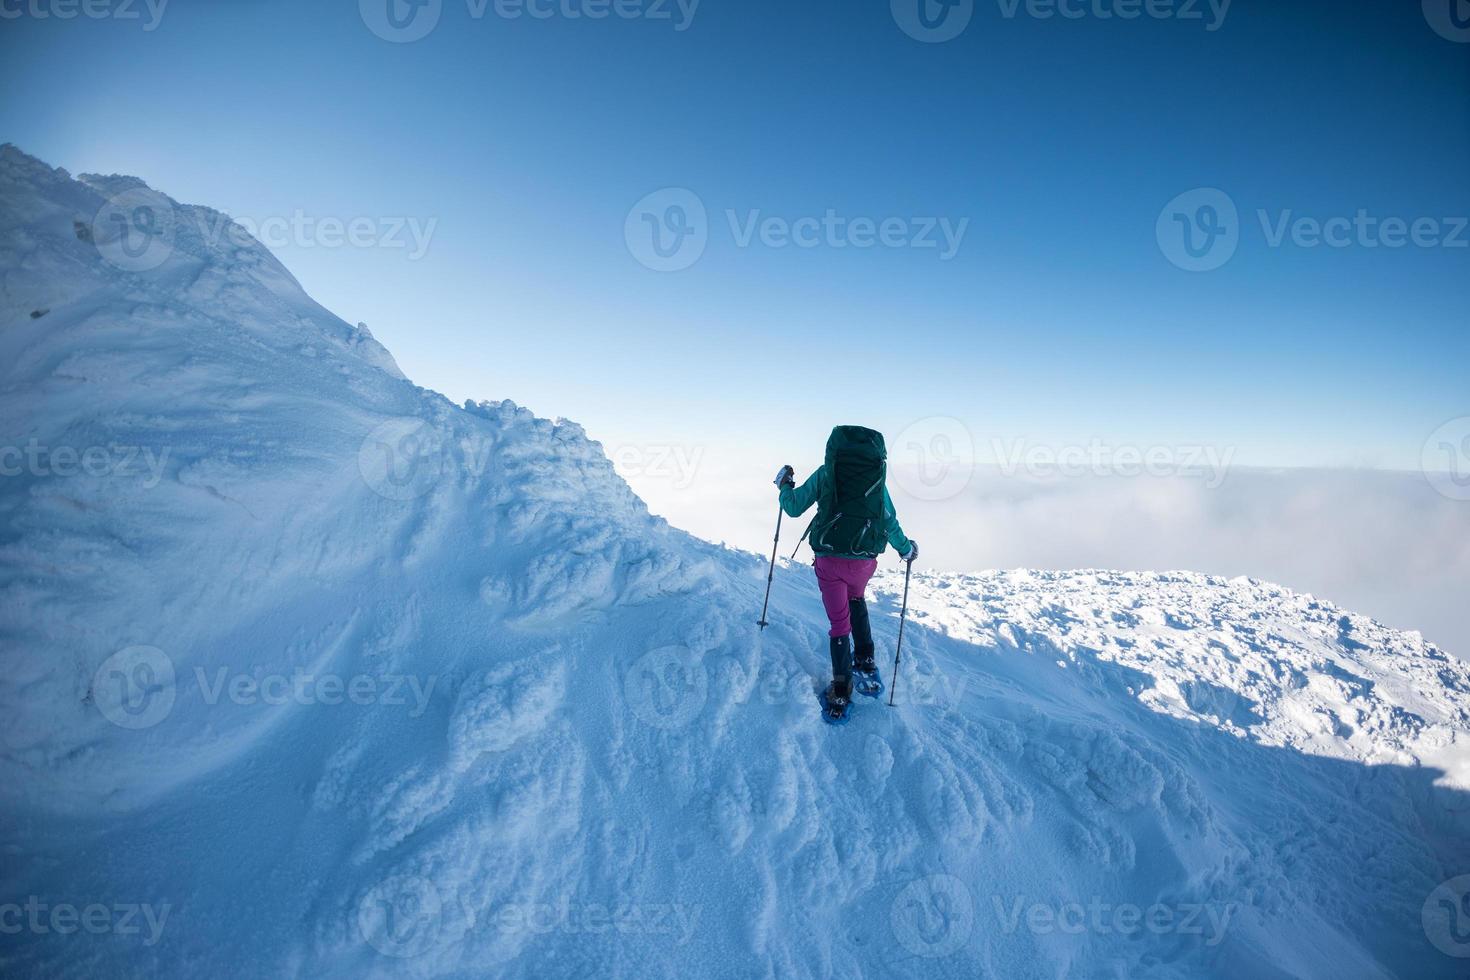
[811,425,888,559]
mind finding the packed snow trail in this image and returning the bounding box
[1,145,1467,979]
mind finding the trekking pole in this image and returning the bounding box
[756,505,783,630]
[887,558,914,707]
[787,517,814,560]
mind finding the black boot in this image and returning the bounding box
[850,598,877,673]
[828,634,854,699]
[849,599,885,697]
[821,634,854,723]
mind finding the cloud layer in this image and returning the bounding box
[632,463,1470,660]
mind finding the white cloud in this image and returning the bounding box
[634,462,1470,660]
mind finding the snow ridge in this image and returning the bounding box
[1,147,1466,980]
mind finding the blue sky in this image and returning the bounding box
[3,0,1467,476]
[1,0,1466,490]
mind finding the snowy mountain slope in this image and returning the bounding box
[1,145,1467,979]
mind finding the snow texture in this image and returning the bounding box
[1,145,1467,979]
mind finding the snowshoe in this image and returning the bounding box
[820,683,852,725]
[854,666,884,698]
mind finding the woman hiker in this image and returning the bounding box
[775,425,917,723]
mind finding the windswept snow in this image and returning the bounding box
[1,145,1467,979]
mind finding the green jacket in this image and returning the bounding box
[779,465,911,560]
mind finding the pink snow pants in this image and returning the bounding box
[814,556,878,638]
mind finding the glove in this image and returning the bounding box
[901,540,919,564]
[774,464,795,488]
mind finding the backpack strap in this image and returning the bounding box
[788,514,817,560]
